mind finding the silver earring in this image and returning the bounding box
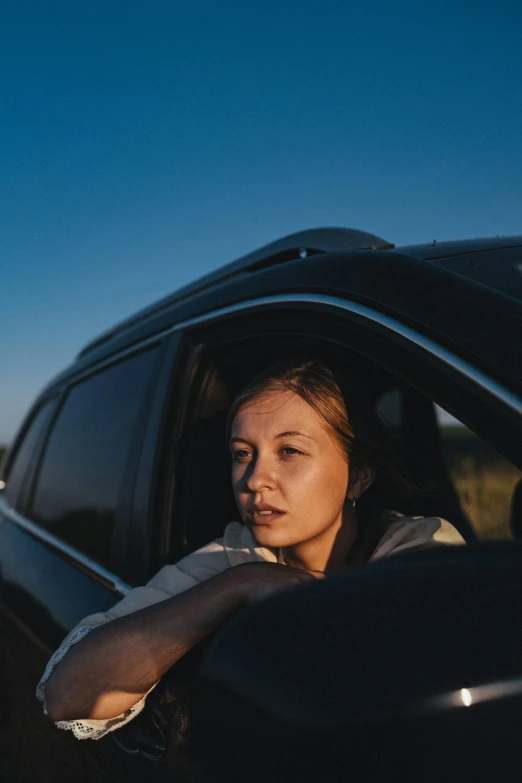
[352,498,356,509]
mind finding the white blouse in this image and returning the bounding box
[36,515,462,739]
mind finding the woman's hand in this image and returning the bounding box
[229,561,324,604]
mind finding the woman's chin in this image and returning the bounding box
[249,523,293,549]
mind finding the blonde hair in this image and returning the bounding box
[227,358,355,460]
[226,357,420,559]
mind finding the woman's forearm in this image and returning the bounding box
[45,567,246,722]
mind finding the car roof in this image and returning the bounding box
[79,230,522,362]
[38,228,522,400]
[78,228,394,359]
[399,235,522,302]
[398,235,522,260]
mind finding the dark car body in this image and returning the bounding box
[1,228,522,781]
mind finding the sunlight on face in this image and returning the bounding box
[230,390,350,551]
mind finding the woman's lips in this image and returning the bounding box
[250,510,285,525]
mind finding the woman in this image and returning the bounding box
[38,359,460,739]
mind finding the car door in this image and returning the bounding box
[148,298,522,781]
[0,343,170,651]
[0,338,185,782]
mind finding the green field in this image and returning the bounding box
[440,427,521,539]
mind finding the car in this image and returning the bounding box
[1,227,522,781]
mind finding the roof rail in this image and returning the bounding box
[219,227,394,270]
[78,227,394,358]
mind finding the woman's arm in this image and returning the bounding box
[45,562,316,722]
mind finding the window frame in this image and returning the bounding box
[176,295,522,453]
[1,395,59,512]
[11,339,167,582]
[123,331,188,584]
[151,295,522,570]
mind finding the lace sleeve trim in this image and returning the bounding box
[54,696,148,741]
[36,621,148,740]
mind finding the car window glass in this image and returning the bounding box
[3,400,55,508]
[436,406,522,539]
[30,348,159,568]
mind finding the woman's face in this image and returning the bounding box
[230,389,351,551]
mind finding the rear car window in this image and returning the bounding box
[4,400,55,508]
[29,348,159,568]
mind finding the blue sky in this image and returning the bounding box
[1,0,521,443]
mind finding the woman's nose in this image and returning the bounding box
[245,455,276,492]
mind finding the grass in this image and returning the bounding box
[441,427,521,539]
[452,461,520,538]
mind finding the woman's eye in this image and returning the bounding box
[281,446,302,457]
[233,449,251,462]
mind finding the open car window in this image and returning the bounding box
[436,406,522,540]
[165,309,522,560]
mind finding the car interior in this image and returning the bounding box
[172,327,482,560]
